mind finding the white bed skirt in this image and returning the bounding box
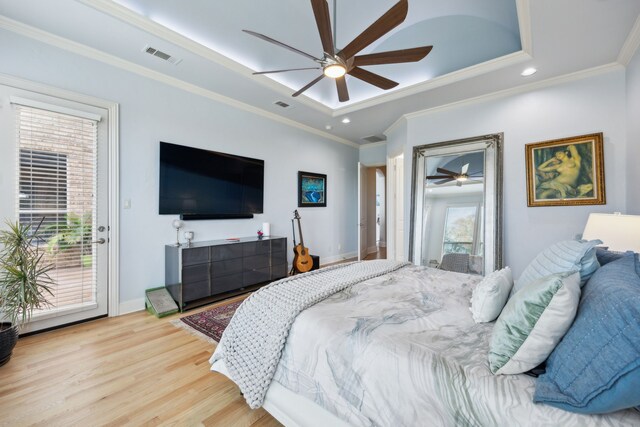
[211,359,352,427]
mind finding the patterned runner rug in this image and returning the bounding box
[171,299,242,344]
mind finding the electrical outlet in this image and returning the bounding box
[124,199,131,209]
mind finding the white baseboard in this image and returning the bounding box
[321,251,358,265]
[119,297,145,315]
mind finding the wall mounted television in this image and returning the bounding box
[159,141,264,220]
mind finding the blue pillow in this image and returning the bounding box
[513,239,602,295]
[595,247,628,266]
[533,253,640,414]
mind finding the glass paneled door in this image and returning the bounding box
[1,85,110,333]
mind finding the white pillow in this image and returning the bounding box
[489,271,581,375]
[470,267,513,323]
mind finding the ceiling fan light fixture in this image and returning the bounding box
[324,64,346,78]
[456,176,468,182]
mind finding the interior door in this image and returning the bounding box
[358,163,367,260]
[0,85,109,333]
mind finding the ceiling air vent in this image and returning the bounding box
[362,135,387,143]
[274,101,291,108]
[143,45,182,65]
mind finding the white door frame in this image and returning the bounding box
[386,154,405,262]
[0,73,120,320]
[357,162,366,261]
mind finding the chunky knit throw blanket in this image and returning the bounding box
[210,260,410,409]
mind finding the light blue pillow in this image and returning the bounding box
[513,239,602,294]
[533,253,640,414]
[488,271,581,375]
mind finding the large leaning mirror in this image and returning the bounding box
[409,133,503,276]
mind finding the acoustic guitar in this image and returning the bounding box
[292,210,313,273]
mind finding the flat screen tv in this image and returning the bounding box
[159,142,264,220]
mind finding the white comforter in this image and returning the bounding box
[265,265,640,426]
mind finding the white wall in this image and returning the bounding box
[627,49,640,214]
[359,143,387,166]
[399,69,627,276]
[0,29,358,310]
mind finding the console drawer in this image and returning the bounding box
[211,244,243,261]
[182,247,209,266]
[212,258,243,278]
[243,267,271,286]
[182,280,210,302]
[211,273,243,296]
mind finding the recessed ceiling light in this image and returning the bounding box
[521,67,537,77]
[325,125,332,130]
[341,117,351,124]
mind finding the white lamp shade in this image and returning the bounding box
[582,213,640,252]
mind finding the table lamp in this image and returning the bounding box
[582,213,640,252]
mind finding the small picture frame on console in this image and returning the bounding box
[298,171,327,207]
[525,132,605,207]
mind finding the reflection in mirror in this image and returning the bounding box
[409,134,503,276]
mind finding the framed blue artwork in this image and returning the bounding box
[298,171,327,207]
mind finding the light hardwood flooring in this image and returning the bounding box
[364,247,387,260]
[0,295,281,427]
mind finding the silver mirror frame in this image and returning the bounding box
[409,133,503,274]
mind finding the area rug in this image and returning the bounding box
[171,299,242,344]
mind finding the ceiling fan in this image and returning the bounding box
[243,0,432,102]
[426,163,483,187]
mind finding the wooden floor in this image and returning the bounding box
[0,295,281,427]
[364,246,387,260]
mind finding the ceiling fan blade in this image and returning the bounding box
[461,163,470,174]
[425,175,451,179]
[436,167,458,176]
[310,0,335,56]
[253,67,321,75]
[243,29,321,62]
[353,46,433,66]
[336,76,349,102]
[292,74,325,97]
[348,67,398,90]
[339,0,408,60]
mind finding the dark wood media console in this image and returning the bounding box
[165,236,287,311]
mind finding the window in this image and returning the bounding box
[16,104,98,310]
[442,205,479,255]
[19,149,68,238]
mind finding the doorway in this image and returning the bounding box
[358,163,387,261]
[0,79,118,333]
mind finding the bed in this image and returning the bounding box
[210,261,640,426]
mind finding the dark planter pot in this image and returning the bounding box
[0,323,18,367]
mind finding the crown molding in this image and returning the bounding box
[385,62,623,129]
[0,16,358,148]
[359,141,388,149]
[75,0,333,116]
[618,14,640,66]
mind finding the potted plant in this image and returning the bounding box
[0,219,54,366]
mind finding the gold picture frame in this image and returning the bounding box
[525,133,605,207]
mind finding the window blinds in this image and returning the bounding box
[16,105,99,311]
